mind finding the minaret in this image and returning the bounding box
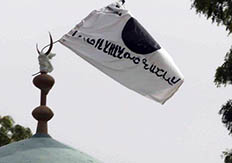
[0,35,103,163]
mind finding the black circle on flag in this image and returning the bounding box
[122,17,161,55]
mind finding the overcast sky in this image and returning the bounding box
[1,0,232,163]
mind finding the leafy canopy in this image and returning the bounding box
[219,100,232,135]
[0,115,32,147]
[215,48,232,87]
[192,0,232,86]
[192,0,232,33]
[192,0,232,162]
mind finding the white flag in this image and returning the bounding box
[59,2,184,104]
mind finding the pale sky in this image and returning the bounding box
[1,0,232,163]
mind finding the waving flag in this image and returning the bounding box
[59,1,184,104]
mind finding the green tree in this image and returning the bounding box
[0,115,32,147]
[191,0,232,162]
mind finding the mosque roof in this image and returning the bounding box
[0,134,102,163]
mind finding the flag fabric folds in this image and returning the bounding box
[59,2,184,104]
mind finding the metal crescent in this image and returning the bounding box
[44,33,53,56]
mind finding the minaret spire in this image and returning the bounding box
[32,34,55,136]
[32,72,55,135]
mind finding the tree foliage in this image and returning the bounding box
[191,0,232,88]
[192,0,232,33]
[218,100,232,163]
[0,115,32,147]
[219,100,232,135]
[223,150,232,163]
[215,48,232,87]
[191,0,232,162]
